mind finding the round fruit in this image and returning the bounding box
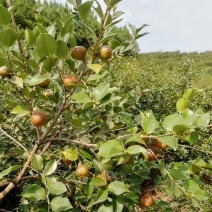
[43,91,52,97]
[62,75,77,89]
[154,139,168,149]
[38,79,50,88]
[140,193,153,207]
[147,149,155,161]
[0,66,10,77]
[76,164,89,178]
[30,111,46,127]
[71,46,87,60]
[100,45,112,59]
[97,173,107,184]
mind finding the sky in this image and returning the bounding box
[49,0,212,53]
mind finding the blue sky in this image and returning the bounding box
[48,0,212,53]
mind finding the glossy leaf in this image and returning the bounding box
[62,149,78,161]
[171,180,181,198]
[183,88,197,100]
[0,165,21,180]
[9,76,23,88]
[43,160,57,176]
[25,29,36,46]
[36,33,57,56]
[50,197,72,211]
[78,1,93,21]
[173,124,190,133]
[95,189,108,204]
[71,93,92,103]
[158,136,178,150]
[11,105,30,116]
[71,119,82,128]
[32,154,44,171]
[99,140,123,158]
[0,6,11,25]
[28,74,48,86]
[163,113,183,132]
[0,28,17,47]
[49,181,67,195]
[22,184,46,202]
[126,145,148,158]
[193,190,209,201]
[87,64,103,73]
[56,40,68,59]
[176,98,189,113]
[108,181,128,195]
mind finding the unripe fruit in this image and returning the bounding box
[76,164,89,178]
[38,79,50,88]
[62,75,77,89]
[100,45,112,59]
[30,111,46,127]
[140,193,153,207]
[0,66,10,77]
[154,139,168,149]
[71,46,87,60]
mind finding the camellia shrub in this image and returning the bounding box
[0,0,211,211]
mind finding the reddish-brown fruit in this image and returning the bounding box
[140,193,153,207]
[0,66,10,77]
[76,164,89,178]
[71,46,87,60]
[38,78,50,88]
[100,45,112,59]
[154,139,168,149]
[62,75,77,89]
[30,111,46,127]
[147,149,155,161]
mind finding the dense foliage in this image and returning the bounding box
[0,0,211,211]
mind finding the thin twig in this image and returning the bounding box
[0,127,29,154]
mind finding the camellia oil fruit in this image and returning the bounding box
[100,45,112,59]
[30,111,46,127]
[140,193,153,207]
[154,139,168,149]
[62,75,77,89]
[76,164,89,178]
[71,46,87,60]
[0,66,10,77]
[38,78,50,88]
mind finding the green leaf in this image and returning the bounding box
[189,164,201,173]
[87,64,103,73]
[108,181,128,195]
[78,1,93,21]
[170,169,189,180]
[109,0,122,7]
[163,113,183,132]
[98,203,113,212]
[44,57,57,71]
[32,154,44,171]
[71,119,82,128]
[25,29,36,46]
[61,17,73,37]
[91,177,107,187]
[171,180,181,198]
[126,145,148,157]
[86,181,94,196]
[176,98,189,113]
[71,93,92,103]
[195,113,210,127]
[99,140,123,158]
[0,6,11,25]
[22,184,46,202]
[36,33,57,57]
[182,179,200,193]
[11,105,30,116]
[9,76,23,88]
[92,159,102,172]
[0,165,21,180]
[43,160,57,176]
[0,28,17,47]
[50,197,72,211]
[87,72,108,82]
[157,136,178,150]
[95,189,108,204]
[56,40,68,59]
[173,124,190,133]
[29,74,48,86]
[49,181,67,195]
[193,190,209,201]
[62,149,78,161]
[93,82,116,102]
[92,0,103,19]
[140,110,159,135]
[183,88,197,100]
